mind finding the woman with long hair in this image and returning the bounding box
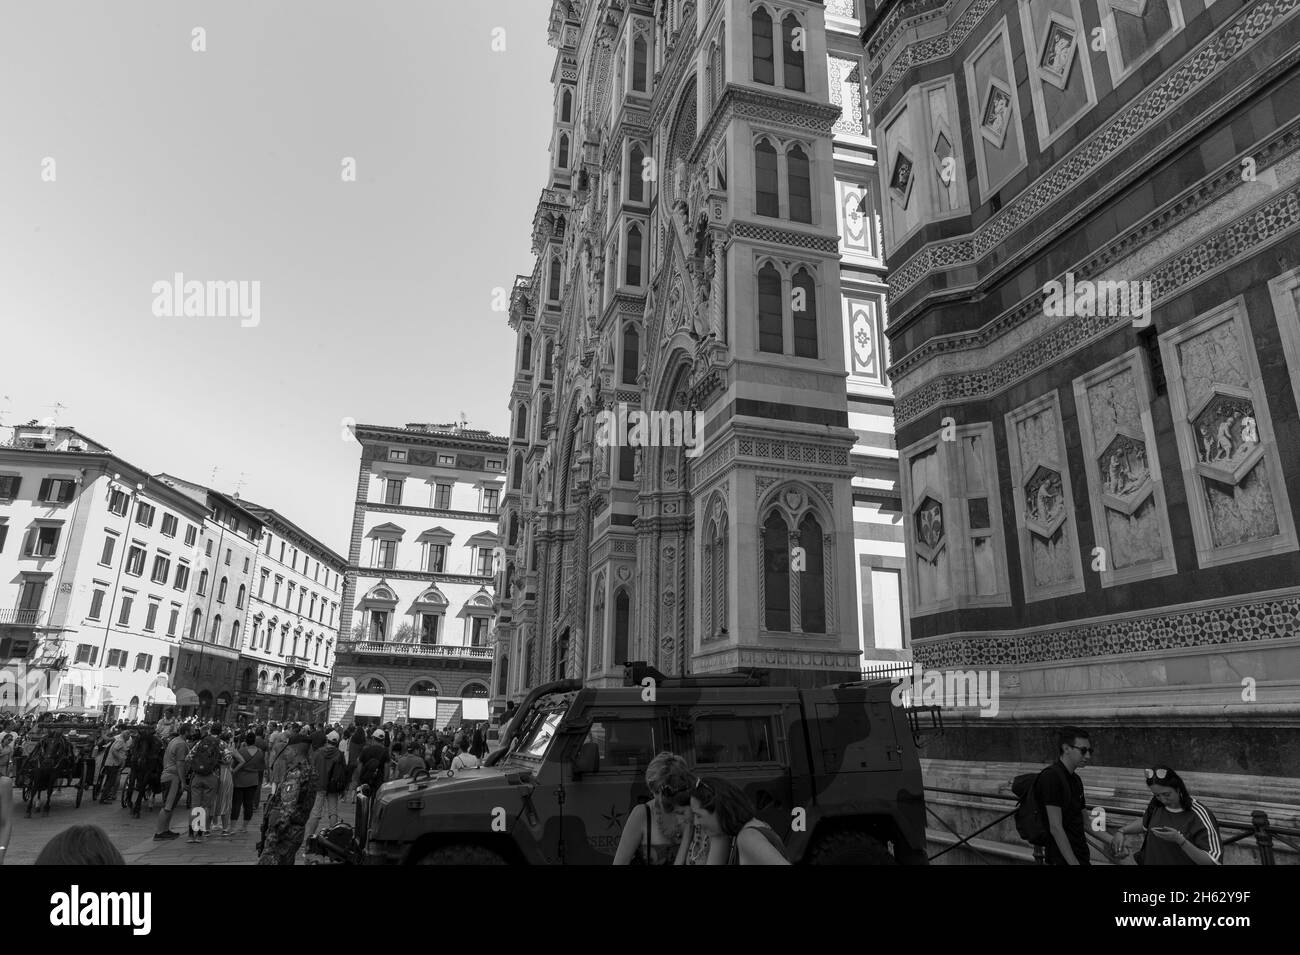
[212,732,244,835]
[1111,766,1222,865]
[612,752,696,865]
[690,776,790,865]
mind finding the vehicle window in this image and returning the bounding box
[690,716,775,765]
[582,719,658,769]
[520,712,563,759]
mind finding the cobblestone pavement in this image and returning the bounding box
[3,783,321,866]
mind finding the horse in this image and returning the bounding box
[25,731,73,817]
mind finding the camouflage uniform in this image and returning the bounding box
[256,752,317,865]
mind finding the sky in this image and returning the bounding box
[0,0,557,557]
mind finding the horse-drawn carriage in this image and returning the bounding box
[15,718,100,815]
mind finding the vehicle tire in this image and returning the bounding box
[807,830,897,865]
[413,845,508,866]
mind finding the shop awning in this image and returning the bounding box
[148,686,178,705]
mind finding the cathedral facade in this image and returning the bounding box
[864,0,1300,804]
[494,0,902,699]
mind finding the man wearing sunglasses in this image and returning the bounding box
[1035,727,1093,865]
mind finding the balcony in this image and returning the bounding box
[339,640,493,660]
[285,654,312,667]
[0,608,44,626]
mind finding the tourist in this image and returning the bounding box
[231,730,266,834]
[612,752,694,865]
[153,725,193,840]
[1035,726,1093,866]
[301,730,347,855]
[1111,766,1222,865]
[690,777,789,865]
[186,724,225,843]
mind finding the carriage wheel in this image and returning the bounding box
[22,779,35,803]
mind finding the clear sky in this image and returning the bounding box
[0,0,556,557]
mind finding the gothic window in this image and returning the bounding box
[787,145,812,223]
[515,403,528,439]
[548,256,562,302]
[521,333,533,371]
[703,508,729,640]
[508,512,519,546]
[755,139,779,217]
[211,613,222,643]
[190,608,201,639]
[757,263,783,354]
[1072,348,1178,587]
[762,511,790,631]
[560,88,573,123]
[236,584,245,609]
[632,35,649,93]
[752,7,775,85]
[613,589,630,665]
[619,447,636,484]
[625,223,644,287]
[629,143,645,203]
[1005,393,1086,601]
[218,577,228,603]
[541,394,552,431]
[622,324,640,385]
[512,454,523,490]
[230,620,240,647]
[1160,297,1297,568]
[782,14,805,91]
[797,513,825,632]
[557,133,570,170]
[543,340,555,380]
[791,269,818,359]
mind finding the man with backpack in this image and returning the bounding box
[186,723,224,844]
[1014,727,1094,865]
[302,730,347,856]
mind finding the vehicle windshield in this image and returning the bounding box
[502,691,577,764]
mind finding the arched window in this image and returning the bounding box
[504,562,514,594]
[521,333,533,371]
[557,132,570,170]
[359,677,386,694]
[515,404,528,439]
[752,8,775,85]
[706,514,729,638]
[258,670,268,691]
[798,513,825,632]
[613,590,631,664]
[541,395,552,431]
[548,256,562,301]
[230,619,240,647]
[755,139,779,217]
[625,224,643,287]
[497,656,509,696]
[632,35,648,92]
[128,696,139,722]
[273,673,282,694]
[190,609,202,639]
[543,340,554,380]
[211,613,223,643]
[619,446,636,483]
[782,14,805,91]
[409,680,437,696]
[629,144,645,202]
[792,268,818,358]
[560,88,573,123]
[622,325,640,385]
[508,512,519,546]
[758,263,783,354]
[236,584,246,609]
[218,577,228,603]
[197,569,208,596]
[308,680,317,698]
[512,454,523,490]
[763,512,790,631]
[788,145,812,223]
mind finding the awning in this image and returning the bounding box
[174,688,199,706]
[148,686,177,705]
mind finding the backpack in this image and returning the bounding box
[325,751,348,794]
[190,737,220,776]
[1012,763,1068,847]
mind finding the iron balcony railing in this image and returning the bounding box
[0,608,44,626]
[339,640,493,660]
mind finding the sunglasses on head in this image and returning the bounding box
[1145,767,1170,781]
[692,776,716,803]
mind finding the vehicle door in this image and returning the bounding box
[682,707,793,840]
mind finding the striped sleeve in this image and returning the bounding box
[1189,800,1222,864]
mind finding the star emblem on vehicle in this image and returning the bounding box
[602,805,624,831]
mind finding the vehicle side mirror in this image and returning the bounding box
[573,740,599,777]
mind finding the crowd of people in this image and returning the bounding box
[0,709,497,865]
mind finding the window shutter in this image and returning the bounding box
[38,478,52,501]
[22,528,36,557]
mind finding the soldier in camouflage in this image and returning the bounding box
[256,734,316,865]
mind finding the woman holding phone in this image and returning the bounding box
[1111,766,1222,865]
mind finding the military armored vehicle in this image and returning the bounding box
[355,670,929,865]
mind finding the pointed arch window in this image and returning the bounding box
[218,577,228,603]
[543,340,554,381]
[189,608,202,639]
[758,263,783,354]
[613,589,631,664]
[625,223,643,287]
[755,139,779,217]
[782,14,805,92]
[515,403,528,439]
[797,513,825,632]
[236,584,246,610]
[560,88,573,123]
[791,268,818,358]
[752,8,775,85]
[632,35,649,93]
[762,512,790,631]
[557,133,570,170]
[548,257,562,302]
[787,145,812,223]
[197,569,208,597]
[508,512,519,547]
[521,334,533,371]
[230,619,241,647]
[512,454,523,490]
[629,144,645,203]
[211,613,223,643]
[622,324,640,385]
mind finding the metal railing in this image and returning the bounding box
[858,663,914,682]
[339,640,493,660]
[0,608,44,626]
[924,784,1300,865]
